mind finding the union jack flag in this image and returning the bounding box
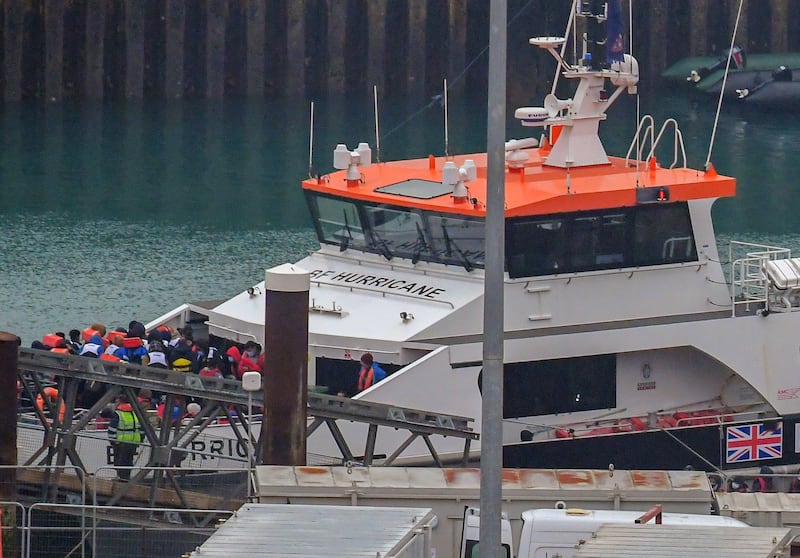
[725,422,782,463]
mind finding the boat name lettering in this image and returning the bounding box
[189,438,247,460]
[309,269,446,299]
[636,381,656,391]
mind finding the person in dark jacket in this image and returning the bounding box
[169,334,199,373]
[752,466,774,492]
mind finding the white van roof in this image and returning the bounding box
[521,508,748,528]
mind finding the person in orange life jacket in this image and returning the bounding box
[107,393,144,481]
[357,352,386,392]
[752,466,774,492]
[239,341,263,374]
[36,386,65,422]
[104,332,126,359]
[128,320,146,339]
[49,337,71,354]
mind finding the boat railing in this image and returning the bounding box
[625,114,655,169]
[728,240,792,316]
[624,116,687,171]
[648,118,687,170]
[538,408,768,440]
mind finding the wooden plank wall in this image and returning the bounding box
[0,0,795,102]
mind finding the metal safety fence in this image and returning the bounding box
[0,464,245,558]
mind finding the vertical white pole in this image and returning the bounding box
[247,391,253,500]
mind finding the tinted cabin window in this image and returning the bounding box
[502,355,616,418]
[506,203,696,278]
[305,192,486,269]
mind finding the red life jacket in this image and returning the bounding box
[358,366,374,391]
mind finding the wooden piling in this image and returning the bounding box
[125,1,145,98]
[0,333,20,557]
[647,0,668,79]
[730,0,748,49]
[246,0,266,96]
[448,0,467,83]
[365,0,387,94]
[326,0,346,94]
[262,265,310,466]
[407,0,427,97]
[206,0,227,98]
[84,0,106,99]
[286,0,306,97]
[688,0,709,56]
[44,0,64,102]
[769,0,789,52]
[4,1,24,101]
[165,0,186,99]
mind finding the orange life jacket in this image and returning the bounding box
[36,387,65,422]
[357,366,374,391]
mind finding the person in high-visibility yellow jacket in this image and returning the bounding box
[108,394,144,481]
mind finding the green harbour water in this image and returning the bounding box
[2,92,800,344]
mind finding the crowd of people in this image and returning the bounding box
[34,321,264,374]
[34,321,388,397]
[30,320,268,408]
[709,466,800,493]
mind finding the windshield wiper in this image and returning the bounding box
[368,228,393,261]
[441,223,474,272]
[411,222,430,264]
[340,209,354,252]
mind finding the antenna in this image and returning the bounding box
[706,0,744,170]
[308,101,315,178]
[373,85,381,163]
[444,78,450,158]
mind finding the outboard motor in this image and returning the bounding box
[773,65,793,82]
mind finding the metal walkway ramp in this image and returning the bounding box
[16,347,477,508]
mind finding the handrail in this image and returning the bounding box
[728,241,792,317]
[536,409,771,440]
[625,114,655,169]
[647,118,687,169]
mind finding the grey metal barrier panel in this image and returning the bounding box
[0,501,26,558]
[0,465,87,558]
[29,503,233,558]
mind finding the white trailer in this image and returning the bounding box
[254,465,718,558]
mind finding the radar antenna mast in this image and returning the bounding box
[444,78,450,158]
[373,86,381,163]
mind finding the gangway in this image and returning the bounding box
[15,347,477,510]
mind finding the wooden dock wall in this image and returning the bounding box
[1,0,798,103]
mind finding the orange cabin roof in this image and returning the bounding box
[303,147,736,217]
